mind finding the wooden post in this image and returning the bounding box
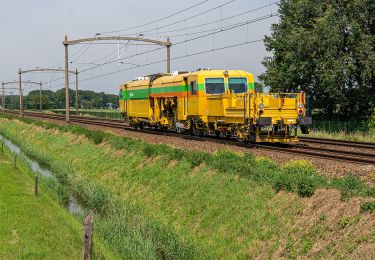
[82,212,93,260]
[34,175,38,195]
[13,154,16,168]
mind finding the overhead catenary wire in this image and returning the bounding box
[84,0,277,64]
[77,13,278,74]
[100,0,210,35]
[46,45,165,85]
[80,0,235,70]
[46,12,277,86]
[71,44,91,63]
[132,0,236,35]
[138,2,277,37]
[48,43,92,69]
[52,39,262,87]
[54,0,236,73]
[43,1,280,90]
[71,1,272,71]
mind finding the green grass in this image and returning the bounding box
[0,115,374,258]
[0,142,119,259]
[50,109,122,120]
[51,109,119,113]
[360,202,375,213]
[0,153,82,259]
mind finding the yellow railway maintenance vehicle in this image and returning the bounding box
[119,69,311,143]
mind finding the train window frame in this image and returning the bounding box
[204,77,225,95]
[191,80,198,95]
[228,77,248,94]
[119,89,124,99]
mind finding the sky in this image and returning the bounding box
[0,0,279,94]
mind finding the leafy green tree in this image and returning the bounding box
[260,0,375,120]
[21,88,119,110]
[81,100,93,109]
[25,90,54,110]
[4,94,19,110]
[254,82,264,92]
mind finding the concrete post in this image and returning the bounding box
[64,35,70,123]
[1,82,4,113]
[166,37,171,74]
[75,68,79,114]
[18,69,23,116]
[39,82,42,112]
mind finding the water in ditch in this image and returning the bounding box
[0,134,84,215]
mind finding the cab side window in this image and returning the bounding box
[119,89,124,99]
[191,81,198,95]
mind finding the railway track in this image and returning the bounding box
[299,137,375,150]
[2,110,375,165]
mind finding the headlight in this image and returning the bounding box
[298,103,304,109]
[259,103,264,109]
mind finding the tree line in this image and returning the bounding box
[2,88,119,110]
[260,0,374,121]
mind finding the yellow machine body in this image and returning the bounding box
[119,70,311,142]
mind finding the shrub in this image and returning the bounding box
[185,150,208,167]
[276,160,318,197]
[338,174,365,199]
[273,174,293,193]
[338,217,351,229]
[365,187,375,197]
[297,179,316,197]
[360,202,375,213]
[142,143,170,158]
[282,159,316,176]
[342,174,363,190]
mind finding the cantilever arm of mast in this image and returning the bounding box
[2,81,41,86]
[63,36,172,47]
[20,68,77,74]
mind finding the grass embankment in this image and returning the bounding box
[0,152,81,258]
[0,115,374,258]
[0,140,119,259]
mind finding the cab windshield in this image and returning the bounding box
[229,78,247,93]
[205,78,225,95]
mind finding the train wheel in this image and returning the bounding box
[192,125,200,136]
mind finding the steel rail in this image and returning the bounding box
[289,144,375,158]
[299,137,375,150]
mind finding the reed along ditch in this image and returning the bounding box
[0,115,375,258]
[0,134,84,216]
